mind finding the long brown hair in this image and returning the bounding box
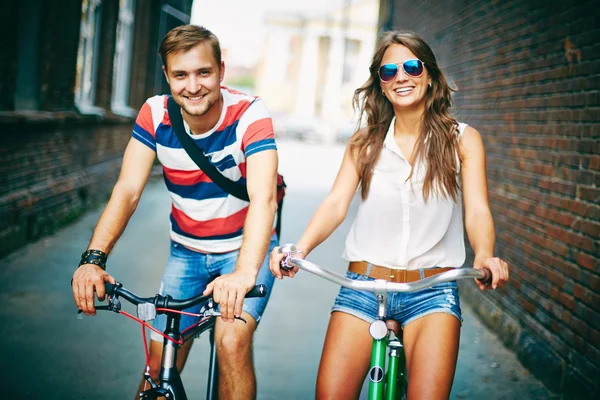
[351,30,461,202]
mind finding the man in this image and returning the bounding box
[71,25,279,399]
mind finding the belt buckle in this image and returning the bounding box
[389,269,406,283]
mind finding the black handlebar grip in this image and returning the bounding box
[246,284,267,298]
[477,268,493,286]
[104,282,118,295]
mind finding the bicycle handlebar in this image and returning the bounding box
[284,257,492,293]
[104,282,267,310]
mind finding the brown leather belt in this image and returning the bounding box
[349,261,453,283]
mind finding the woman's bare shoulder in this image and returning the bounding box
[460,125,485,158]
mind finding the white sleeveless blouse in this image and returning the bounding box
[342,118,467,270]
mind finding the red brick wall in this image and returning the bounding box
[0,117,132,258]
[0,0,193,258]
[383,0,599,397]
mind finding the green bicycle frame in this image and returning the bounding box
[367,293,408,400]
[278,248,490,400]
[387,337,407,399]
[368,337,387,399]
[368,334,407,400]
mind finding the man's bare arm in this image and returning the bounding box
[204,149,278,321]
[237,148,279,278]
[86,139,156,252]
[72,139,156,315]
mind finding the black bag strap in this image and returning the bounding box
[167,96,250,202]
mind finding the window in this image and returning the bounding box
[111,0,136,117]
[74,0,104,115]
[14,0,43,111]
[154,4,190,95]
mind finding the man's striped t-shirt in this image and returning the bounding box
[132,87,277,253]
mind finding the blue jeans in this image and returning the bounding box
[150,234,277,341]
[332,270,462,327]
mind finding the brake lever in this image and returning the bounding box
[107,295,122,312]
[278,243,302,272]
[203,309,247,323]
[77,294,122,315]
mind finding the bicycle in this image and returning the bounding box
[278,244,492,400]
[81,281,267,400]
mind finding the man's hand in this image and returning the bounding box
[474,256,509,291]
[72,264,116,316]
[203,271,256,322]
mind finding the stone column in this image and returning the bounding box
[293,31,319,118]
[320,32,345,144]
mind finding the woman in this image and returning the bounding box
[270,30,509,399]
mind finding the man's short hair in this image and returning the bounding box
[159,24,222,68]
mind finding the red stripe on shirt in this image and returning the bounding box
[241,118,275,149]
[237,162,247,178]
[172,204,249,237]
[162,96,170,125]
[135,102,156,138]
[217,100,253,131]
[163,166,212,185]
[223,86,254,96]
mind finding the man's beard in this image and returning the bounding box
[179,94,216,117]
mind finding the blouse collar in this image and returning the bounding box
[383,117,408,161]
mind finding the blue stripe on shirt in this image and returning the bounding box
[164,175,228,200]
[132,124,157,151]
[193,120,240,154]
[245,138,277,157]
[213,154,238,171]
[154,121,240,155]
[155,124,182,149]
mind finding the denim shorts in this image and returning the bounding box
[150,234,278,341]
[332,271,462,327]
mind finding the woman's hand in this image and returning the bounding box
[474,256,509,290]
[269,246,303,280]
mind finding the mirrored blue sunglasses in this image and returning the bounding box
[378,59,425,82]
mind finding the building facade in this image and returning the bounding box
[0,0,193,258]
[379,0,599,398]
[254,0,379,143]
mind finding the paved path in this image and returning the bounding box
[0,139,556,399]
